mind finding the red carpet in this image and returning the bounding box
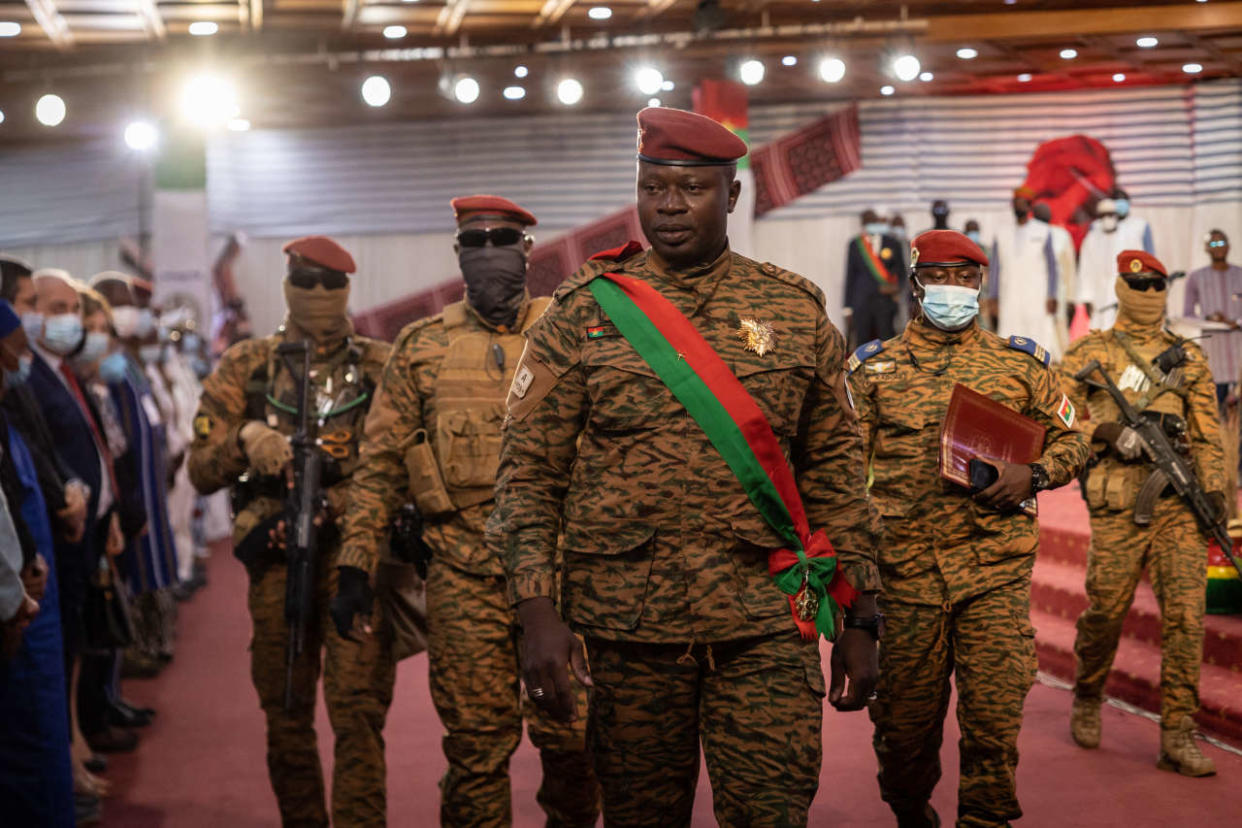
[102,541,1242,826]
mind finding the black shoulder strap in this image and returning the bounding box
[244,358,270,421]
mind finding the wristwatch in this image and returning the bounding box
[844,612,885,641]
[1028,462,1050,493]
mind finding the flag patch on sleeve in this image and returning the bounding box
[1056,394,1075,427]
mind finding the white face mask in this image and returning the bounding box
[112,306,141,339]
[1101,215,1119,233]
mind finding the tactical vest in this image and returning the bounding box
[406,298,549,517]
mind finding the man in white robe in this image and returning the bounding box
[1076,195,1155,330]
[989,188,1062,359]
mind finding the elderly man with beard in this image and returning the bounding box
[335,196,601,828]
[188,237,396,827]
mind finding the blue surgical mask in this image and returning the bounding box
[21,312,43,342]
[4,354,32,388]
[890,226,907,240]
[1114,198,1130,218]
[42,313,84,356]
[99,351,129,384]
[965,230,982,246]
[917,279,980,330]
[138,344,162,364]
[75,331,111,367]
[136,309,155,338]
[864,222,889,237]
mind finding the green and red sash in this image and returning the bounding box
[587,271,858,640]
[855,235,896,287]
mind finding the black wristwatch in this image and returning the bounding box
[1028,462,1050,493]
[844,612,885,641]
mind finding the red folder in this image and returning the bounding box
[939,384,1046,516]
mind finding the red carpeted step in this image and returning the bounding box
[1031,558,1242,670]
[1031,607,1242,747]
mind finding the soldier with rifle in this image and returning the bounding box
[1060,249,1231,777]
[188,236,398,826]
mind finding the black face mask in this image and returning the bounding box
[1014,208,1029,221]
[460,246,527,329]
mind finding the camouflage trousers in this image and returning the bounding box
[1075,498,1207,725]
[247,557,396,828]
[585,632,824,828]
[426,556,599,828]
[871,581,1036,828]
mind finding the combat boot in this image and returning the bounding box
[1070,696,1101,749]
[894,803,940,828]
[1157,716,1216,777]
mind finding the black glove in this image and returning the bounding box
[330,566,374,640]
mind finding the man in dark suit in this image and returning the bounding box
[844,208,908,347]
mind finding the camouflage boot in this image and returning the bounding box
[1070,696,1101,749]
[894,803,941,828]
[1157,716,1216,777]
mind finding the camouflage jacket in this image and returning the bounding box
[848,318,1089,606]
[337,298,547,577]
[1059,318,1225,515]
[487,245,881,643]
[188,321,390,554]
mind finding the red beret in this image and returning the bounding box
[637,106,748,167]
[1117,249,1167,277]
[451,195,537,227]
[283,236,356,274]
[911,230,990,268]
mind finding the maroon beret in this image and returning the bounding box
[282,236,356,274]
[451,195,537,227]
[911,230,990,268]
[636,106,748,167]
[1118,249,1167,277]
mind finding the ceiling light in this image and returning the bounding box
[1113,73,1126,82]
[1183,63,1203,74]
[557,78,584,105]
[0,110,5,124]
[818,57,846,83]
[1136,36,1158,48]
[587,6,612,19]
[919,71,933,82]
[188,21,218,36]
[124,121,158,151]
[1017,73,1032,82]
[661,80,674,91]
[1004,0,1016,5]
[0,22,21,37]
[1060,48,1078,59]
[635,66,664,96]
[956,47,978,60]
[361,75,391,107]
[739,59,765,86]
[503,86,526,100]
[648,98,661,107]
[892,54,921,82]
[514,65,528,78]
[782,55,797,67]
[35,94,66,127]
[180,75,239,126]
[880,85,895,96]
[454,76,480,104]
[227,118,250,131]
[401,0,420,3]
[383,25,407,38]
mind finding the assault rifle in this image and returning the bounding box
[278,342,324,710]
[1073,359,1239,577]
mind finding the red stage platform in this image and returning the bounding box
[1033,484,1242,746]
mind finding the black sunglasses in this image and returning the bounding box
[288,267,349,290]
[456,227,525,248]
[1121,275,1167,292]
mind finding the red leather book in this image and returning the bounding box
[939,383,1046,516]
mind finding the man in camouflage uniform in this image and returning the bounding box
[1060,250,1227,777]
[487,106,883,827]
[333,196,600,827]
[848,230,1089,828]
[188,236,396,826]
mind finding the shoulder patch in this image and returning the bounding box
[589,240,644,262]
[847,339,885,374]
[747,256,826,306]
[392,313,445,351]
[552,257,617,302]
[1006,335,1051,367]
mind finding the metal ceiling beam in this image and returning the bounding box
[342,0,360,30]
[532,0,576,28]
[24,0,73,47]
[135,0,166,39]
[435,0,471,36]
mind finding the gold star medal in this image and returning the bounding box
[737,318,777,356]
